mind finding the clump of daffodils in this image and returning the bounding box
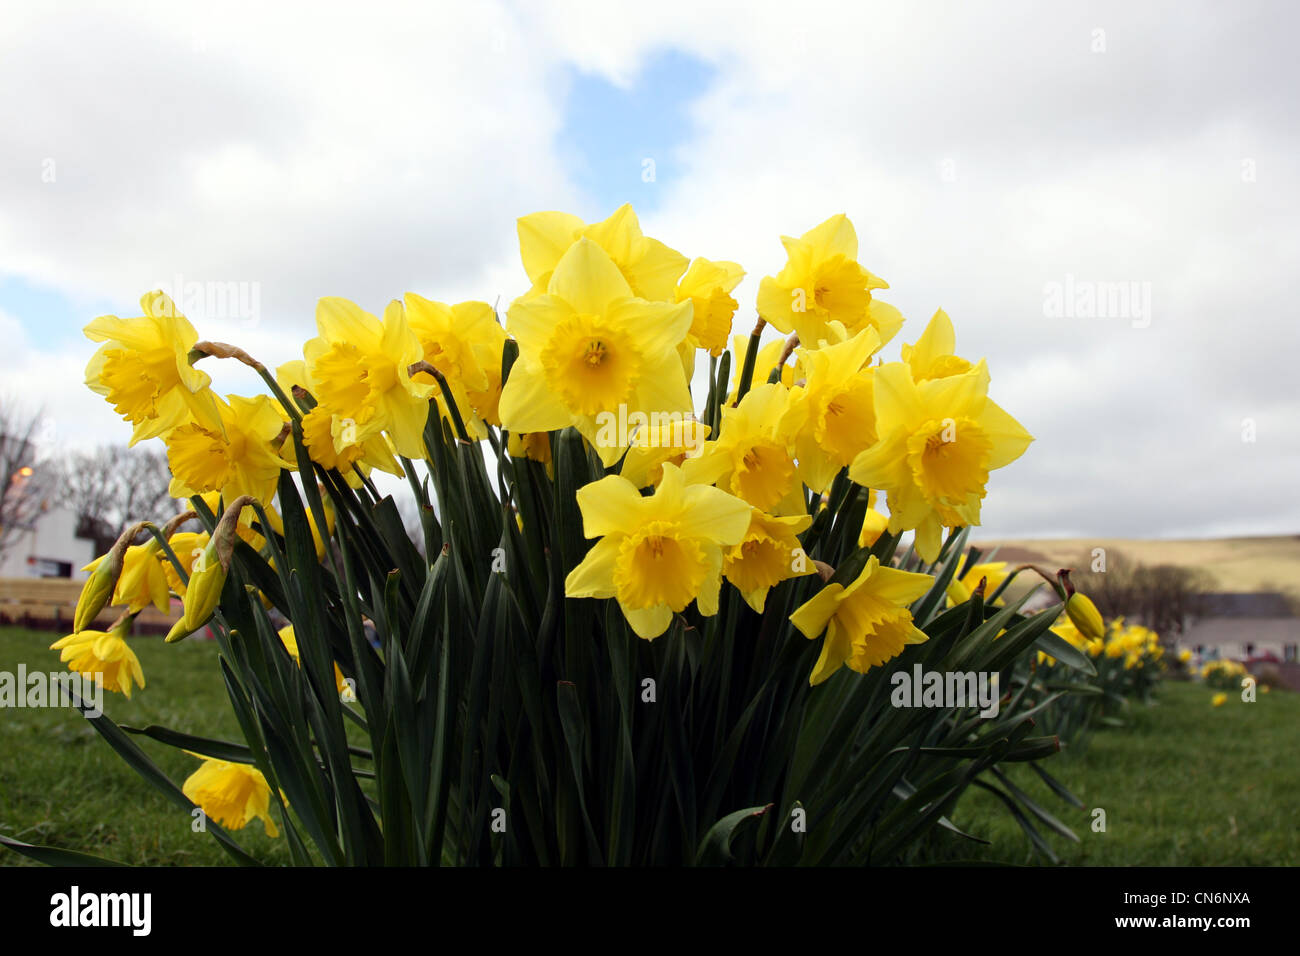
[1200,657,1248,691]
[72,204,1033,693]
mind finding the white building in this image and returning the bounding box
[0,500,95,580]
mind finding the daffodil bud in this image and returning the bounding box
[73,552,120,633]
[1057,568,1105,642]
[73,521,148,632]
[165,496,253,643]
[1065,593,1105,643]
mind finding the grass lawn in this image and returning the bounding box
[0,626,291,866]
[3,625,1297,866]
[940,678,1300,865]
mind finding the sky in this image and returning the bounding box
[1,0,1297,541]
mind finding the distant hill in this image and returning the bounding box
[967,536,1300,601]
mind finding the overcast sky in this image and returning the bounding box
[2,0,1297,540]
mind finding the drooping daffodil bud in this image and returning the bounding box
[165,495,255,643]
[1058,569,1105,643]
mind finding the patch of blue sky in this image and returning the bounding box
[557,49,713,219]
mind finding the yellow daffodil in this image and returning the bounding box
[50,618,145,698]
[498,239,694,466]
[756,214,903,348]
[620,418,710,489]
[947,561,1009,607]
[782,326,882,493]
[723,509,814,612]
[276,359,402,484]
[165,393,293,506]
[790,556,933,685]
[83,540,170,616]
[182,757,280,836]
[464,317,509,428]
[303,297,432,459]
[682,383,804,515]
[404,295,503,439]
[517,204,688,301]
[676,258,745,357]
[1211,692,1227,707]
[900,309,975,382]
[564,463,751,639]
[278,624,348,696]
[83,291,221,445]
[848,361,1033,562]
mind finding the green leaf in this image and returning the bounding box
[695,805,772,865]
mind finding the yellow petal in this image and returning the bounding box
[498,363,573,434]
[548,239,633,314]
[621,602,674,640]
[575,474,646,538]
[801,213,858,261]
[678,483,753,546]
[517,211,585,284]
[564,536,621,599]
[789,583,845,640]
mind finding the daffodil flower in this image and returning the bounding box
[781,326,882,493]
[83,540,170,616]
[165,393,294,506]
[83,291,223,445]
[901,309,975,382]
[517,204,688,302]
[50,618,145,698]
[723,509,815,612]
[303,297,432,459]
[756,214,903,348]
[848,361,1033,563]
[404,295,504,439]
[564,463,751,639]
[182,757,281,836]
[499,239,694,466]
[682,383,804,515]
[790,556,934,685]
[276,359,402,483]
[676,257,745,357]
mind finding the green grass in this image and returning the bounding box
[0,626,291,866]
[938,679,1300,865]
[4,625,1297,866]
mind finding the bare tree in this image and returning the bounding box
[0,398,56,562]
[1070,549,1209,637]
[57,446,177,553]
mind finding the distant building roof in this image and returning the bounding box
[1196,592,1294,618]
